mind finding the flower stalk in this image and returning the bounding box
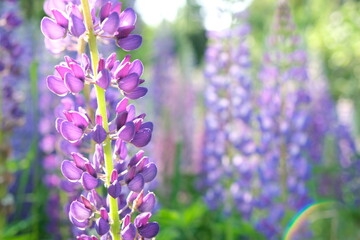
[80,0,120,238]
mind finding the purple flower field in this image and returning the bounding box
[1,0,360,239]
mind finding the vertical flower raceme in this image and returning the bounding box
[41,1,159,239]
[254,1,312,238]
[150,28,179,189]
[307,58,360,204]
[0,0,27,231]
[201,13,255,214]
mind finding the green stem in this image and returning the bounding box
[80,1,120,239]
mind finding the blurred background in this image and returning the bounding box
[1,0,360,239]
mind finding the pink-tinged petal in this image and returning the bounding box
[51,9,68,28]
[64,72,84,94]
[111,2,122,15]
[96,69,110,89]
[117,35,142,51]
[69,14,85,37]
[126,104,135,121]
[110,169,118,183]
[47,75,68,96]
[100,208,109,221]
[133,118,143,132]
[115,98,128,113]
[60,121,83,143]
[127,174,144,192]
[64,55,77,66]
[138,222,159,238]
[124,87,147,100]
[70,200,92,221]
[92,124,107,144]
[134,212,152,228]
[114,62,130,79]
[55,65,71,79]
[69,62,85,80]
[55,118,65,133]
[64,111,89,129]
[41,17,66,40]
[81,172,98,190]
[118,73,139,92]
[129,59,143,76]
[43,0,67,17]
[81,195,95,211]
[100,1,111,22]
[71,152,89,170]
[61,160,83,181]
[118,122,135,142]
[101,12,119,35]
[138,192,156,212]
[105,52,117,70]
[116,25,135,38]
[131,128,152,147]
[85,163,97,177]
[95,115,103,126]
[98,58,105,72]
[119,8,136,27]
[141,163,157,182]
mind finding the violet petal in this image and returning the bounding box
[124,87,147,100]
[70,201,92,221]
[60,121,83,143]
[117,34,142,51]
[41,17,66,40]
[64,72,84,94]
[81,172,98,190]
[118,122,135,142]
[47,75,68,96]
[61,160,83,181]
[138,192,156,212]
[92,124,107,144]
[127,174,144,192]
[96,69,111,89]
[101,12,120,35]
[131,128,152,147]
[140,163,157,183]
[69,14,85,37]
[95,218,110,236]
[118,73,139,92]
[138,222,160,238]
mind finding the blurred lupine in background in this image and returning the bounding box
[200,12,254,213]
[0,0,31,234]
[2,0,360,239]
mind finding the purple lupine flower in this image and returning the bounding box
[253,2,313,238]
[0,0,29,223]
[201,12,256,215]
[41,0,141,54]
[41,1,159,239]
[306,59,360,204]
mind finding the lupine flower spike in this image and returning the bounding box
[41,0,159,239]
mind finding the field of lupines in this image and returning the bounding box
[1,0,360,239]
